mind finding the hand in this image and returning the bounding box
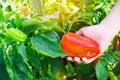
[67,23,114,64]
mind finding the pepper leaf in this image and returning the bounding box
[96,60,109,80]
[4,11,15,22]
[0,9,4,22]
[0,48,10,80]
[26,47,44,74]
[30,32,67,58]
[41,31,60,44]
[47,57,63,77]
[9,51,33,80]
[17,43,28,62]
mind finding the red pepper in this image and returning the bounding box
[60,32,100,59]
[112,37,119,52]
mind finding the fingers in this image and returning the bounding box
[67,57,82,63]
[82,57,94,64]
[66,56,91,64]
[66,51,102,64]
[81,54,100,64]
[67,57,74,62]
[66,56,97,64]
[74,57,82,64]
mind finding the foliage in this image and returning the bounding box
[0,0,119,80]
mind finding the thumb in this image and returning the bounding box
[76,27,87,36]
[76,29,83,35]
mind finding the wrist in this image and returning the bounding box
[100,16,120,31]
[100,18,120,32]
[99,22,118,39]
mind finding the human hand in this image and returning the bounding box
[67,23,115,64]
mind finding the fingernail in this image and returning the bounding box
[67,57,73,61]
[74,57,82,64]
[82,57,87,61]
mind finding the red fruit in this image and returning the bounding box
[112,38,119,52]
[60,32,100,59]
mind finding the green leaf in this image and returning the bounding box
[17,43,28,62]
[4,11,15,22]
[23,25,38,35]
[65,62,75,77]
[26,47,43,73]
[37,21,64,32]
[94,2,104,10]
[78,63,94,76]
[14,14,22,28]
[41,31,60,44]
[22,18,41,28]
[47,58,63,77]
[0,48,10,80]
[6,5,12,12]
[93,13,100,24]
[38,76,54,80]
[0,9,4,22]
[5,60,14,80]
[96,60,109,80]
[103,53,116,63]
[7,19,16,28]
[117,74,120,80]
[113,62,120,76]
[4,44,33,80]
[0,4,2,9]
[30,33,67,58]
[27,43,64,77]
[115,51,120,57]
[10,52,33,80]
[47,64,54,78]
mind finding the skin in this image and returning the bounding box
[67,0,120,64]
